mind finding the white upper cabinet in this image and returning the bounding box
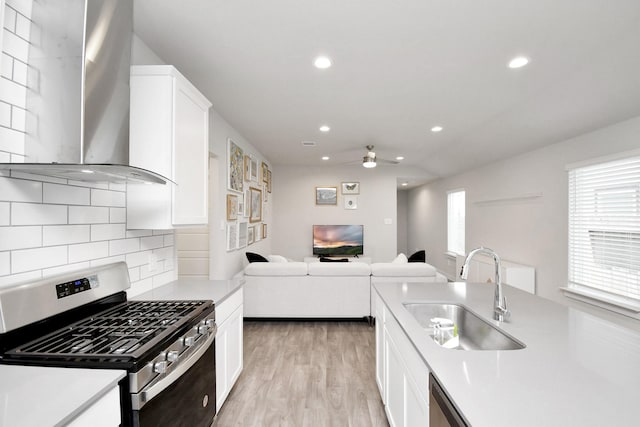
[127,65,212,229]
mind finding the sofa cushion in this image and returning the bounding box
[391,253,408,264]
[244,262,308,276]
[370,263,437,277]
[308,262,371,276]
[246,252,269,263]
[408,250,426,263]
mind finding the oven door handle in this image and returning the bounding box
[133,328,216,410]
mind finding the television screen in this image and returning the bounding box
[313,225,364,256]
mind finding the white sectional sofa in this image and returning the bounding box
[242,258,447,318]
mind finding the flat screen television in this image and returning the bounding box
[313,225,364,256]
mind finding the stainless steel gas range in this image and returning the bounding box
[0,262,217,427]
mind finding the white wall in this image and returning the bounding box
[271,165,399,262]
[208,110,272,279]
[408,115,640,330]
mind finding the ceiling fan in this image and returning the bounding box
[361,145,399,168]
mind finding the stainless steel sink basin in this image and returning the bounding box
[403,303,525,351]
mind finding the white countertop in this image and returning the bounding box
[374,281,640,427]
[0,365,125,427]
[131,278,243,303]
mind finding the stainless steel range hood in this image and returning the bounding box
[0,0,168,184]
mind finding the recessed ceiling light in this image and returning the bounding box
[396,156,404,161]
[508,56,529,69]
[314,56,332,69]
[431,126,443,133]
[322,156,330,161]
[319,125,330,132]
[401,182,408,187]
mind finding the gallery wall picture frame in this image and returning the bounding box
[250,157,259,182]
[238,222,248,248]
[249,186,263,223]
[261,162,269,183]
[243,155,251,181]
[226,194,238,220]
[341,182,360,194]
[316,186,337,205]
[228,138,244,193]
[237,194,244,218]
[344,196,358,210]
[262,223,267,239]
[226,222,238,251]
[244,189,251,217]
[248,226,255,245]
[263,183,268,202]
[267,169,272,193]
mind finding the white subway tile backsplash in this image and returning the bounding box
[141,235,163,250]
[0,176,40,202]
[10,105,25,131]
[128,267,140,282]
[153,246,174,261]
[14,13,30,40]
[139,263,156,280]
[109,238,140,256]
[109,183,126,192]
[0,225,41,250]
[0,202,9,225]
[10,153,24,162]
[43,183,90,205]
[1,30,28,64]
[43,225,89,246]
[164,257,174,271]
[12,245,67,273]
[4,8,16,32]
[0,252,9,276]
[153,270,176,288]
[69,206,109,224]
[91,189,125,207]
[91,223,126,241]
[11,203,66,225]
[43,262,91,278]
[0,127,25,154]
[11,59,27,86]
[0,152,10,163]
[127,278,153,298]
[126,229,153,238]
[163,234,175,247]
[109,207,126,223]
[68,241,108,263]
[0,101,10,127]
[1,54,12,79]
[6,0,33,18]
[126,250,151,268]
[153,229,174,236]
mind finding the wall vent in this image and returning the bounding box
[301,141,317,147]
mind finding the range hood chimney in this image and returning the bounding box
[0,0,168,184]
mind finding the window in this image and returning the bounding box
[568,154,640,304]
[447,190,465,255]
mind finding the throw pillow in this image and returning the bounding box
[408,250,426,263]
[391,253,408,264]
[246,252,269,263]
[267,255,288,263]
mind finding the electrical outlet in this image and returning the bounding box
[384,218,393,225]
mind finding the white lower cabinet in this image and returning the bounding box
[215,288,244,412]
[67,386,120,427]
[376,290,430,427]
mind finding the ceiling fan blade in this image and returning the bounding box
[376,158,399,165]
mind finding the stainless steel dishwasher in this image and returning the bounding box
[429,373,469,427]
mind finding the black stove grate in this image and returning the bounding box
[4,300,212,362]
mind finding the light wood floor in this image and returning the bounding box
[215,320,389,427]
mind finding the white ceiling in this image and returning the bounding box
[134,0,640,186]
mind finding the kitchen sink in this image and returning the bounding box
[403,303,525,351]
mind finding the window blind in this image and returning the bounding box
[568,155,640,301]
[447,190,465,255]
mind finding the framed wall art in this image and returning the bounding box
[262,223,267,239]
[344,196,358,210]
[227,138,244,193]
[261,162,269,183]
[249,187,263,223]
[238,222,248,248]
[267,169,272,193]
[244,189,251,217]
[251,157,259,182]
[341,182,359,194]
[248,226,255,245]
[316,186,337,205]
[243,155,251,181]
[226,194,238,220]
[226,222,238,251]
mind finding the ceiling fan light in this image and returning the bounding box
[363,155,377,168]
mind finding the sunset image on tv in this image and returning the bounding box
[313,225,364,256]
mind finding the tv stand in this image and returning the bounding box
[305,256,371,264]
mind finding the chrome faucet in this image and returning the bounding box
[460,246,510,322]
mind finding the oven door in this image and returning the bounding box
[132,332,216,427]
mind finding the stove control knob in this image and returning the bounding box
[206,319,216,329]
[166,350,179,362]
[183,336,196,347]
[197,325,209,334]
[153,361,168,374]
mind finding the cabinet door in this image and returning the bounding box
[375,292,385,399]
[172,82,208,225]
[215,323,229,412]
[226,304,244,389]
[406,372,429,426]
[67,386,120,427]
[385,330,404,427]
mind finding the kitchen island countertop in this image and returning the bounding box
[131,277,243,303]
[374,281,640,426]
